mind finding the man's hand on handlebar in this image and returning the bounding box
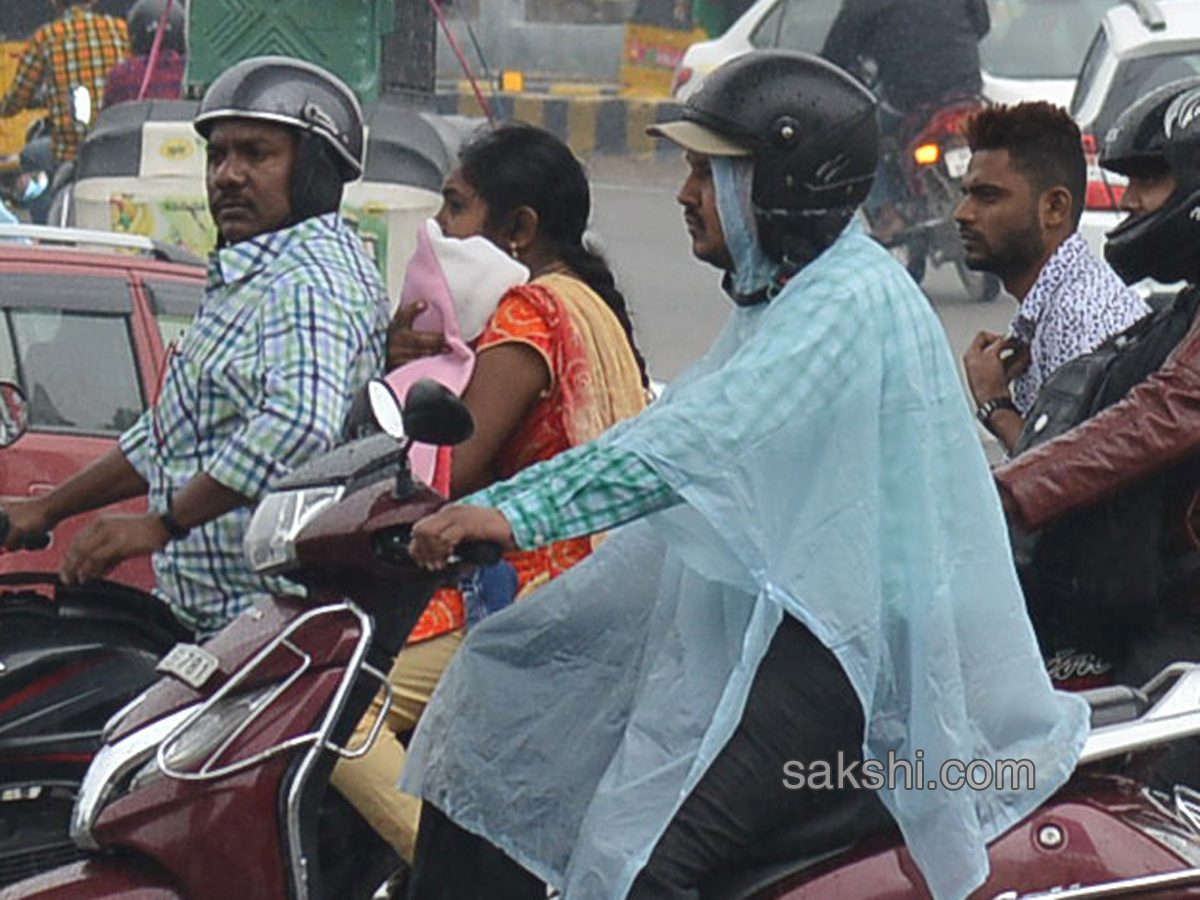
[409,505,516,571]
[61,513,170,585]
[0,496,53,551]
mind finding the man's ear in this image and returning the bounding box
[1040,185,1074,231]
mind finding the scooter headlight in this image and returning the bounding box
[156,685,275,775]
[244,486,343,574]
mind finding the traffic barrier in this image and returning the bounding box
[434,85,684,157]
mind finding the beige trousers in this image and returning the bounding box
[330,629,464,861]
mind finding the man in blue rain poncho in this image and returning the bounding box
[403,50,1089,900]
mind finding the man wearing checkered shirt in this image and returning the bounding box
[0,0,130,165]
[0,59,390,637]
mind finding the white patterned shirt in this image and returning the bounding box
[1009,232,1148,414]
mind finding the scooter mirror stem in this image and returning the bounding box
[392,440,416,499]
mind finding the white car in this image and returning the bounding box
[1070,0,1200,282]
[672,0,1124,106]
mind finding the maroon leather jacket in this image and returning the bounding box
[996,289,1200,556]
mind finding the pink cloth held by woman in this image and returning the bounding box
[385,218,528,487]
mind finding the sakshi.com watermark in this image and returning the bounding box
[782,751,1036,792]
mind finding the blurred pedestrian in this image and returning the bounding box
[822,0,989,115]
[102,0,186,107]
[0,0,130,166]
[822,0,989,236]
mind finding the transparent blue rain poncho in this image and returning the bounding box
[404,158,1090,900]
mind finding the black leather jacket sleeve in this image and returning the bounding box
[996,309,1200,531]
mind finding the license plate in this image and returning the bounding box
[157,643,220,689]
[944,146,971,179]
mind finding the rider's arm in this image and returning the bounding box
[206,282,385,504]
[465,441,680,549]
[30,446,148,528]
[0,31,46,117]
[157,472,250,530]
[996,314,1200,530]
[452,342,551,499]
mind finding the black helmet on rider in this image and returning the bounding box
[1102,77,1200,285]
[127,0,187,56]
[649,50,878,263]
[194,56,364,226]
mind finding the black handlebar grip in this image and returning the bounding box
[0,508,50,551]
[454,540,504,567]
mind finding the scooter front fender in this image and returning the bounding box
[0,858,182,900]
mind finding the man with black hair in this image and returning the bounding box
[0,57,389,637]
[957,101,1147,453]
[0,0,129,164]
[102,0,187,107]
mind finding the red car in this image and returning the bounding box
[0,225,204,589]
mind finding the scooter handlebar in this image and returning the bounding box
[0,508,51,551]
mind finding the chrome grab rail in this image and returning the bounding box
[155,603,362,782]
[992,867,1200,899]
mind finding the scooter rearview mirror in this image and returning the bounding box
[0,381,29,449]
[368,379,406,440]
[402,379,474,447]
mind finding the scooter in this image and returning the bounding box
[7,378,1200,900]
[872,94,1002,305]
[0,383,189,889]
[0,376,493,900]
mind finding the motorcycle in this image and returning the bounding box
[6,378,1200,900]
[870,95,1002,305]
[0,383,190,888]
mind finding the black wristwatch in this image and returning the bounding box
[975,396,1017,426]
[159,510,190,541]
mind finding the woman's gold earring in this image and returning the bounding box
[509,242,520,259]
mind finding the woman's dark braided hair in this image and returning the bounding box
[457,123,650,388]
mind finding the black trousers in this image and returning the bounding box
[406,616,893,900]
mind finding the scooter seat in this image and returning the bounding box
[701,785,896,900]
[702,844,855,900]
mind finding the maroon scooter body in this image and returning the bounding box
[762,774,1200,899]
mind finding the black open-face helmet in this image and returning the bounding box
[127,0,187,56]
[651,50,878,215]
[1102,77,1200,284]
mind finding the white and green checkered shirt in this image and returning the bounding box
[120,213,389,635]
[468,441,678,548]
